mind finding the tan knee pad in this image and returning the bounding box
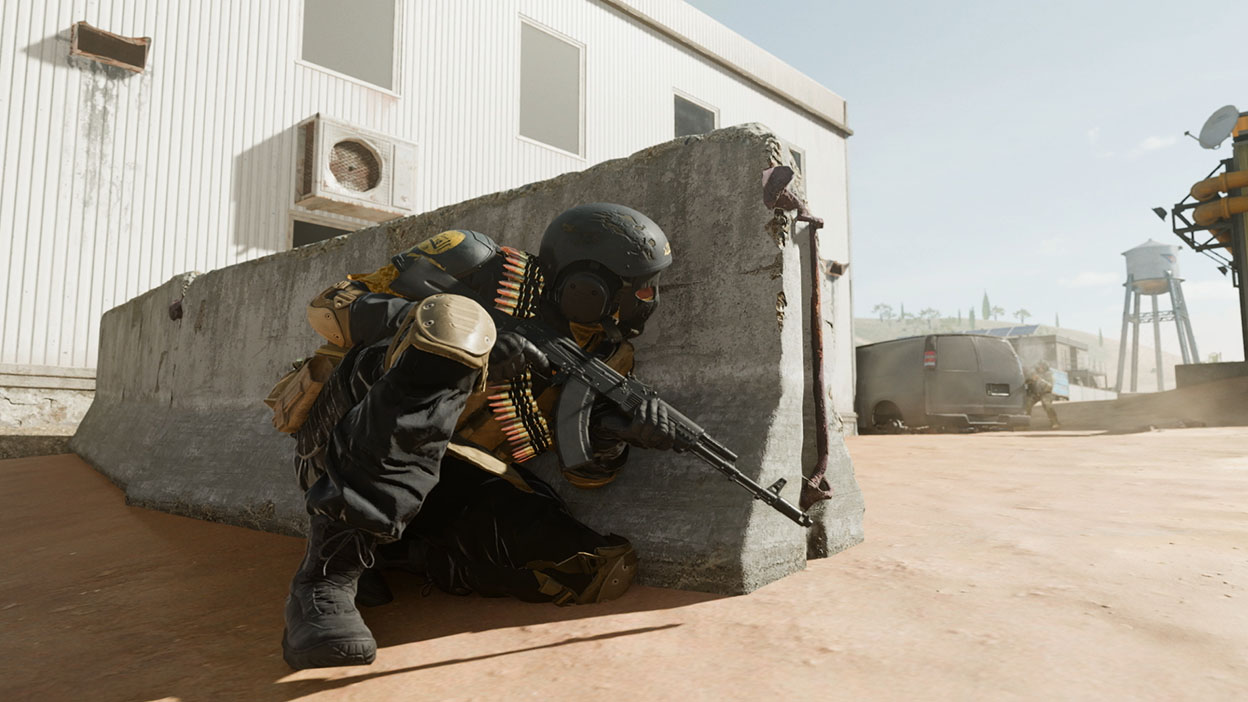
[528,538,638,606]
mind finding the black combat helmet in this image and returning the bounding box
[539,203,673,337]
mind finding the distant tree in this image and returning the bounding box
[918,307,940,329]
[969,307,976,327]
[1209,351,1223,363]
[1015,308,1031,323]
[899,302,909,320]
[982,292,991,320]
[872,303,895,322]
[990,305,1005,320]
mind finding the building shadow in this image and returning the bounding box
[232,128,295,255]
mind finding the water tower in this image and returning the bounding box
[1114,239,1199,392]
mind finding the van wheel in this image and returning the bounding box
[872,402,906,434]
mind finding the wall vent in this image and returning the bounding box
[70,21,149,73]
[294,114,417,222]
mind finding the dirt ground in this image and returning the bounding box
[2,429,1246,701]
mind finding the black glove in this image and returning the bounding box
[487,331,550,383]
[596,397,677,451]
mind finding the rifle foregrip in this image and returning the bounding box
[661,403,704,450]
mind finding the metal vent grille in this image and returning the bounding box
[299,121,315,197]
[329,141,381,192]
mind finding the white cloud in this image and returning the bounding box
[1087,126,1114,158]
[1059,271,1120,288]
[1139,135,1176,151]
[1128,135,1177,157]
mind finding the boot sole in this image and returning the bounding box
[281,629,377,670]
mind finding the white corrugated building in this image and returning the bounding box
[0,0,854,431]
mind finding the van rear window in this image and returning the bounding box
[974,337,1019,371]
[935,336,977,371]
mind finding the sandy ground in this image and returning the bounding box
[2,429,1246,701]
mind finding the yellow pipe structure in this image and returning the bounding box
[1190,170,1248,201]
[1193,195,1248,231]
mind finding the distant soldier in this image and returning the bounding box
[1024,360,1061,429]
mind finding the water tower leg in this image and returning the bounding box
[1130,290,1142,393]
[1167,276,1191,365]
[1175,280,1200,362]
[1115,276,1133,393]
[1151,294,1164,391]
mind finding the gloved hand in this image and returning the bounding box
[596,397,677,451]
[487,331,550,383]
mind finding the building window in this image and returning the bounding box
[519,20,584,156]
[674,93,717,138]
[292,218,353,248]
[302,0,397,91]
[789,145,805,174]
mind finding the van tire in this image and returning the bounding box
[871,401,905,434]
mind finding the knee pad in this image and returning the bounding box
[528,536,638,606]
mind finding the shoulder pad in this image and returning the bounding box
[384,294,497,386]
[307,280,368,346]
[392,230,499,277]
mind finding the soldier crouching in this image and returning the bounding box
[269,204,676,669]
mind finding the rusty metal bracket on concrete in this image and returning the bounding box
[763,165,836,510]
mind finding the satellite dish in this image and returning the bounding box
[1197,105,1240,149]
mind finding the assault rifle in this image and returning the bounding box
[503,315,812,528]
[395,258,813,528]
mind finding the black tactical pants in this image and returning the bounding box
[295,338,628,603]
[381,456,628,602]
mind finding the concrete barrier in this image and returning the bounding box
[71,125,865,594]
[1033,376,1248,431]
[1175,361,1248,389]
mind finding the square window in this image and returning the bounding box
[674,93,717,138]
[519,21,584,156]
[302,0,396,90]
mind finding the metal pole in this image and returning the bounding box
[1152,294,1164,391]
[1167,274,1191,365]
[1232,124,1248,360]
[1115,275,1133,393]
[1130,290,1141,392]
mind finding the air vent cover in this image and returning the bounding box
[294,114,417,222]
[330,141,381,191]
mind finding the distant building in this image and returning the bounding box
[1,0,854,429]
[965,326,1112,394]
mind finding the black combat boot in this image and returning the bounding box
[282,514,379,669]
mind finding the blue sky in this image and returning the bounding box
[686,0,1248,361]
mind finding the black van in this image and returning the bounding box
[855,334,1030,433]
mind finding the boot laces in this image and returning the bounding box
[318,527,377,576]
